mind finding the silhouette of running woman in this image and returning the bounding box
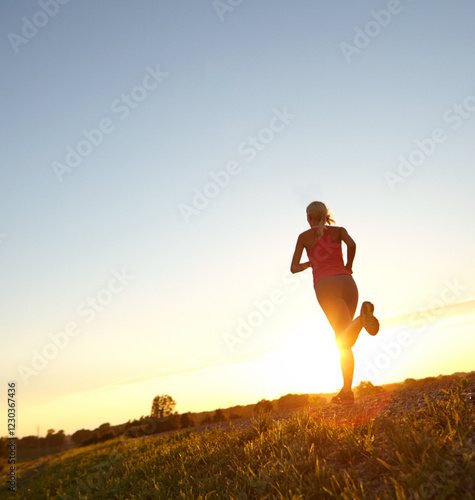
[290,201,379,404]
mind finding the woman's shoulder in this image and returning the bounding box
[298,227,315,240]
[327,225,347,241]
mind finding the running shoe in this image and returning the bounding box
[361,301,380,336]
[331,389,355,405]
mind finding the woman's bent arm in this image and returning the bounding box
[340,227,356,272]
[290,236,312,274]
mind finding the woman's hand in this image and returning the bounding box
[297,262,311,273]
[345,263,353,274]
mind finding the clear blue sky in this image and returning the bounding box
[1,0,474,437]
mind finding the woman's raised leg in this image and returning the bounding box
[315,275,361,392]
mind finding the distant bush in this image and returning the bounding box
[17,435,41,449]
[99,431,116,443]
[229,413,243,420]
[123,413,184,438]
[213,409,226,423]
[308,394,326,406]
[81,431,116,447]
[72,429,94,446]
[45,429,65,447]
[81,432,100,447]
[277,394,309,411]
[180,413,195,429]
[254,399,273,414]
[166,413,180,431]
[355,381,385,397]
[0,437,9,459]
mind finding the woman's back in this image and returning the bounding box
[305,226,351,284]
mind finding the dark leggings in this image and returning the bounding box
[316,274,360,341]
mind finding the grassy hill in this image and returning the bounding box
[1,373,474,499]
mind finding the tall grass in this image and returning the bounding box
[3,380,473,499]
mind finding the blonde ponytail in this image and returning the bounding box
[317,217,326,240]
[306,201,335,239]
[326,212,335,225]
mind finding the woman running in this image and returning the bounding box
[290,201,379,404]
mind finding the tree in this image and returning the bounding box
[45,428,56,446]
[151,394,176,419]
[45,429,65,447]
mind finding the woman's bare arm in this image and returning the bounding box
[290,235,312,274]
[340,227,356,272]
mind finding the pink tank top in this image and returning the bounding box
[306,227,351,284]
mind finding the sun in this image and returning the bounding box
[266,320,342,396]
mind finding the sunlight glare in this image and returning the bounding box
[269,320,342,396]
